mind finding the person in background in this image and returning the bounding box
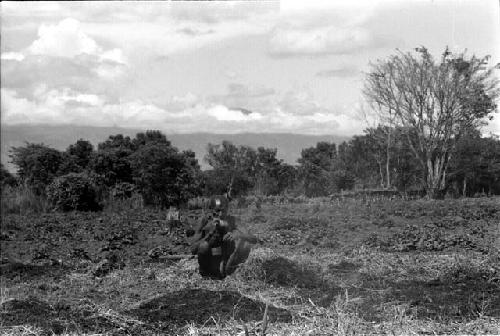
[190,193,260,279]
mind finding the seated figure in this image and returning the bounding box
[190,194,259,279]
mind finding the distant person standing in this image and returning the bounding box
[190,193,260,279]
[166,206,181,232]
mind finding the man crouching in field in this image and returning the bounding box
[190,194,260,279]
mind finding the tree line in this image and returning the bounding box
[2,126,499,210]
[1,46,499,208]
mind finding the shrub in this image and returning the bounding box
[46,173,101,211]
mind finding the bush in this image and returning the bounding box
[46,173,101,212]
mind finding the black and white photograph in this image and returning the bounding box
[1,0,499,335]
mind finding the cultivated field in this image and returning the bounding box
[1,197,499,335]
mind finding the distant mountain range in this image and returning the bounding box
[1,124,350,173]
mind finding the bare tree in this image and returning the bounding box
[363,47,499,198]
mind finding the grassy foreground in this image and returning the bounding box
[1,197,499,335]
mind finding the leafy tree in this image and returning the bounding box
[298,142,337,196]
[59,139,95,174]
[129,141,201,207]
[364,47,499,198]
[97,134,135,151]
[299,142,336,169]
[201,169,252,196]
[447,132,500,196]
[132,130,171,148]
[90,148,133,187]
[204,141,297,196]
[254,147,285,195]
[299,162,333,197]
[277,163,298,193]
[204,141,257,195]
[331,169,356,191]
[9,143,64,195]
[66,139,94,168]
[336,137,378,189]
[91,134,135,186]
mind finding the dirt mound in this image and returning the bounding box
[126,288,292,328]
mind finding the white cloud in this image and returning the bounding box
[1,89,37,124]
[1,52,25,61]
[17,18,127,67]
[94,62,127,80]
[149,92,200,112]
[269,25,371,56]
[1,86,363,135]
[483,113,500,136]
[207,105,263,121]
[268,2,393,57]
[207,84,276,117]
[279,90,339,116]
[28,18,100,57]
[281,0,376,13]
[99,48,126,64]
[79,4,278,58]
[1,18,128,101]
[316,65,359,78]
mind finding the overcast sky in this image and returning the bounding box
[1,0,499,136]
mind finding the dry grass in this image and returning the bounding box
[1,185,49,215]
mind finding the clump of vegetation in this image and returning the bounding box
[46,173,101,211]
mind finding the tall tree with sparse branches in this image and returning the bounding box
[363,47,499,198]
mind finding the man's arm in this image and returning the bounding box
[223,229,261,244]
[195,216,210,233]
[189,216,210,254]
